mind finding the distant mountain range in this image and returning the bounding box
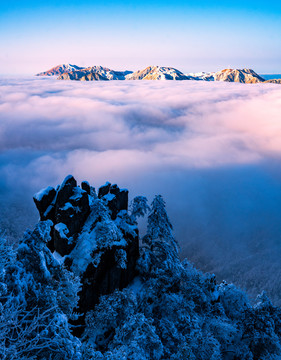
[36,64,281,84]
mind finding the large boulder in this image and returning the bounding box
[81,180,91,195]
[55,175,77,209]
[33,186,56,220]
[98,181,111,198]
[103,186,129,220]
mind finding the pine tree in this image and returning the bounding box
[130,196,150,223]
[142,195,179,272]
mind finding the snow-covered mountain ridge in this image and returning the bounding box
[36,63,84,76]
[36,64,281,84]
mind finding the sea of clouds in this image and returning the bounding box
[1,77,281,304]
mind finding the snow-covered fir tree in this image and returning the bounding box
[139,195,180,276]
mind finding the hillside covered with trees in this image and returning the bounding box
[0,176,280,359]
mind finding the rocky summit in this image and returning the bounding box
[125,65,192,80]
[33,175,139,320]
[212,68,265,83]
[36,63,84,76]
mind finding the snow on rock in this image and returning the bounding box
[81,180,91,194]
[70,186,85,201]
[33,186,56,219]
[98,181,111,198]
[103,193,116,202]
[34,186,55,202]
[126,65,192,80]
[33,176,139,322]
[185,71,215,81]
[60,202,74,211]
[70,199,128,275]
[53,250,65,265]
[54,222,69,239]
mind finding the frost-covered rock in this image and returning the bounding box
[98,182,111,198]
[33,175,139,326]
[81,180,91,195]
[33,186,56,219]
[33,175,90,254]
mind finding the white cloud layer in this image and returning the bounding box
[1,77,281,304]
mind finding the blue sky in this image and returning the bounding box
[1,0,281,74]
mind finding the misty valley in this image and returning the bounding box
[0,77,281,359]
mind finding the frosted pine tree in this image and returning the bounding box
[130,196,150,223]
[141,195,179,273]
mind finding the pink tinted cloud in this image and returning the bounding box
[1,77,281,304]
[1,78,281,168]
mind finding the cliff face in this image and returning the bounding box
[33,176,139,317]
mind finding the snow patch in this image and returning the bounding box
[60,202,73,211]
[60,175,74,188]
[70,199,127,275]
[70,187,85,201]
[34,186,54,202]
[54,223,69,239]
[103,193,115,202]
[53,250,65,265]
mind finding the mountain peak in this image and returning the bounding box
[126,65,191,80]
[214,68,265,83]
[36,63,84,76]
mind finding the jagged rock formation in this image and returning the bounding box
[36,64,84,76]
[213,68,265,83]
[33,176,139,318]
[126,65,192,80]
